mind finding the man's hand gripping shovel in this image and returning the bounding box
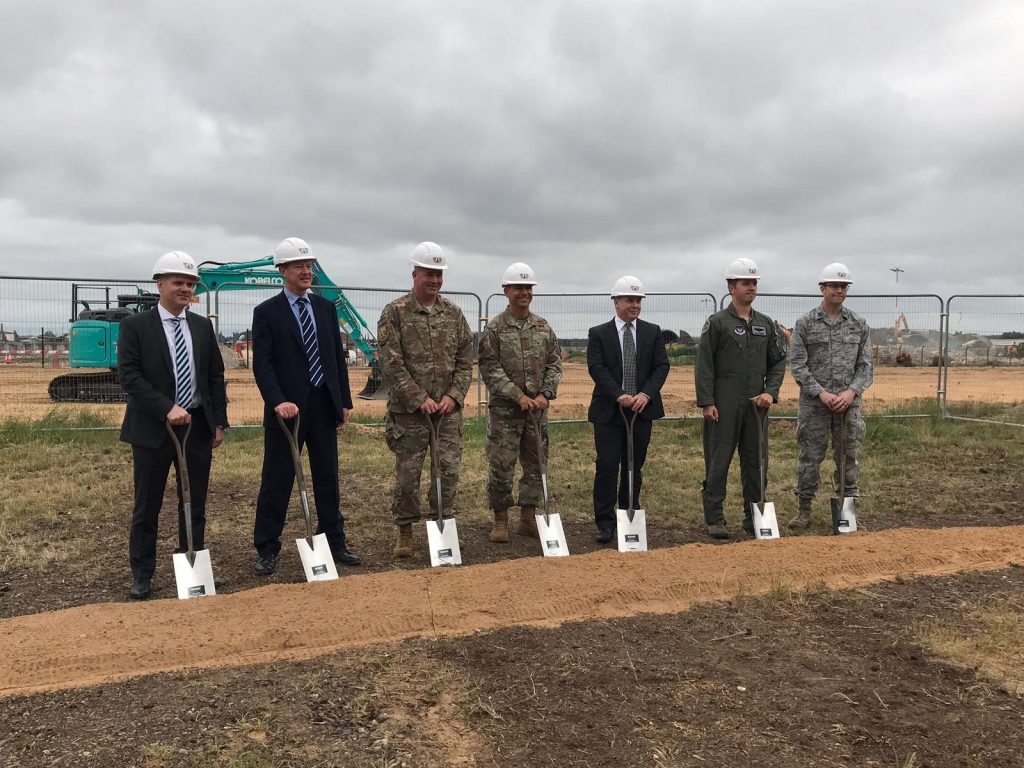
[830,410,859,534]
[615,406,647,552]
[424,413,462,566]
[750,402,781,540]
[277,412,339,581]
[530,411,568,557]
[166,420,218,599]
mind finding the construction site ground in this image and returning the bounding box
[2,361,1023,422]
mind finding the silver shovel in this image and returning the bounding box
[615,406,647,552]
[166,421,217,599]
[530,411,568,557]
[277,412,339,582]
[424,412,462,566]
[830,410,859,534]
[750,402,781,540]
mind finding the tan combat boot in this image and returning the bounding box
[517,505,539,538]
[393,524,413,558]
[489,510,510,543]
[788,499,813,530]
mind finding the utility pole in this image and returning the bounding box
[890,266,904,311]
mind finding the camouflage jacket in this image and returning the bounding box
[789,304,873,401]
[695,304,787,407]
[478,309,562,405]
[377,292,474,413]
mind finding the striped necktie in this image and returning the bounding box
[172,317,193,407]
[622,322,637,395]
[296,297,324,388]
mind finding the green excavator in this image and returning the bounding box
[48,257,385,403]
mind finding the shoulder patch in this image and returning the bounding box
[701,319,710,334]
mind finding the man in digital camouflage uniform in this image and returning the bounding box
[788,262,873,529]
[695,258,787,540]
[478,262,562,542]
[377,242,474,558]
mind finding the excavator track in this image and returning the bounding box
[48,370,126,403]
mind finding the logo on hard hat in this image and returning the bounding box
[432,256,443,264]
[631,284,640,291]
[298,247,309,254]
[520,272,529,279]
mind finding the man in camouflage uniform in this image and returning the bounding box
[695,258,787,539]
[377,242,474,558]
[788,262,873,529]
[478,262,562,542]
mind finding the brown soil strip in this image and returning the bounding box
[2,525,1023,698]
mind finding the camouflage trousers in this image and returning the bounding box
[385,410,464,527]
[794,396,866,500]
[485,404,548,512]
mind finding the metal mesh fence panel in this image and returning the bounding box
[943,295,1024,425]
[483,292,717,421]
[717,293,944,414]
[0,276,483,426]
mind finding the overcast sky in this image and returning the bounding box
[1,0,1022,301]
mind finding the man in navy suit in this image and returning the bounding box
[251,237,360,574]
[119,251,228,599]
[586,275,670,543]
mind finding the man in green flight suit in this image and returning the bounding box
[478,262,562,542]
[695,258,787,540]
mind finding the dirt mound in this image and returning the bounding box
[2,525,1023,699]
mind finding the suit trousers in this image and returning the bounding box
[129,411,213,580]
[592,417,652,532]
[254,387,346,558]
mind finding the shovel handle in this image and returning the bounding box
[618,405,638,518]
[836,410,848,498]
[529,411,551,524]
[424,413,445,525]
[751,401,769,507]
[276,411,315,545]
[165,420,195,561]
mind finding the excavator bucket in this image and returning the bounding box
[356,361,388,400]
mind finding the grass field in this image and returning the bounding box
[1,405,1023,766]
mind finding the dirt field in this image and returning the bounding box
[3,361,1022,423]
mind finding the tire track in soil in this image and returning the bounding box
[2,525,1023,699]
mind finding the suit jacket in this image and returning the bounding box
[252,291,353,425]
[119,308,228,448]
[586,317,670,424]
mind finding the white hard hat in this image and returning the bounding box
[409,241,448,270]
[819,262,853,284]
[726,257,761,280]
[502,262,537,286]
[611,275,646,298]
[274,237,315,267]
[152,251,198,280]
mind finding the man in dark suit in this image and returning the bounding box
[587,275,670,544]
[251,237,360,575]
[119,251,228,600]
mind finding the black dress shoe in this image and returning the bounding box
[595,528,615,544]
[254,554,278,575]
[334,548,361,567]
[129,577,151,600]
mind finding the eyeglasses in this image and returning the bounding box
[822,283,849,290]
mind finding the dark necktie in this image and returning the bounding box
[622,322,637,395]
[296,297,324,388]
[171,317,193,407]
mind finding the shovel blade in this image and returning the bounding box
[615,508,648,552]
[536,513,569,558]
[426,518,462,567]
[830,497,859,534]
[750,501,781,540]
[297,533,339,581]
[172,549,216,599]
